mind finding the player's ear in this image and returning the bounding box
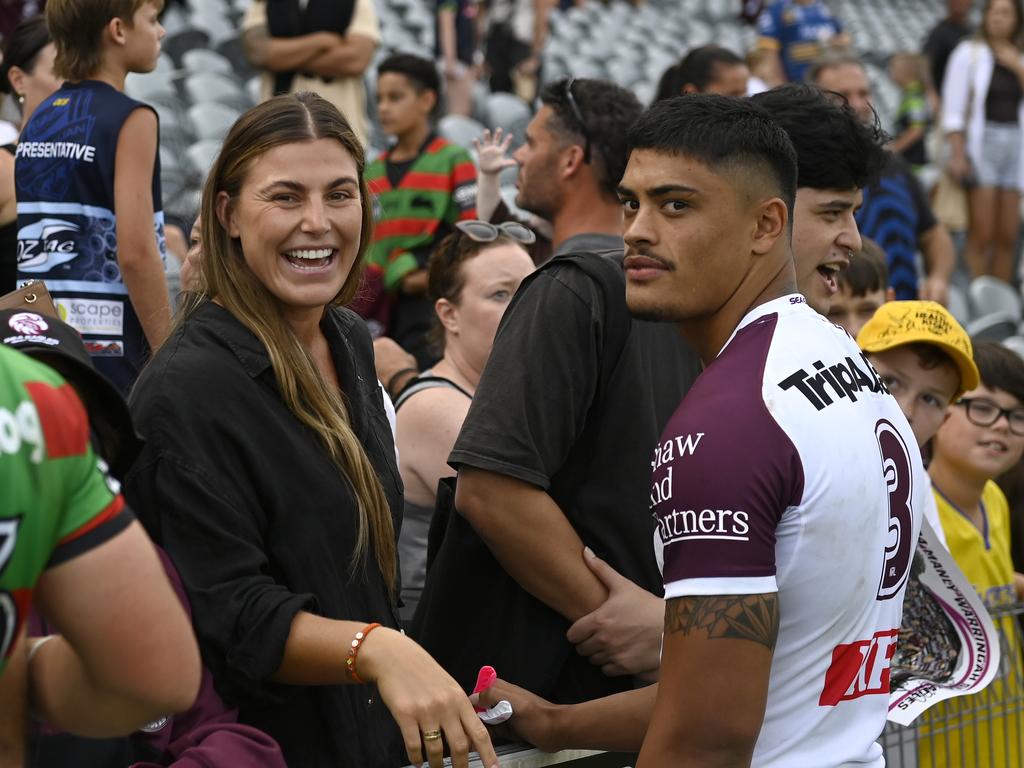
[751,196,787,256]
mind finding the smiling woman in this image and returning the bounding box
[123,92,497,768]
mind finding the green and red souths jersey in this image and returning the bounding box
[0,343,131,675]
[366,136,477,290]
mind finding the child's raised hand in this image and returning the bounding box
[473,129,517,177]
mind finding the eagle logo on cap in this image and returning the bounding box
[8,312,48,336]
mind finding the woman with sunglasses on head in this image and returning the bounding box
[124,92,498,768]
[394,220,535,621]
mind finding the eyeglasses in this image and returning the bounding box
[454,220,537,245]
[956,397,1024,436]
[564,78,592,165]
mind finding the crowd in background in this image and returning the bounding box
[7,0,1024,767]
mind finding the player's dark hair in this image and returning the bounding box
[540,77,643,199]
[749,84,888,192]
[654,45,745,101]
[0,15,51,96]
[626,93,797,214]
[837,238,888,297]
[377,53,440,97]
[973,341,1024,404]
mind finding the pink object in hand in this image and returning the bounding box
[472,666,497,712]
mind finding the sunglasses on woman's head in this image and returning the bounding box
[454,220,537,245]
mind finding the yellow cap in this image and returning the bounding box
[857,300,980,399]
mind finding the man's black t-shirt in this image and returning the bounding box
[924,18,971,94]
[416,234,702,703]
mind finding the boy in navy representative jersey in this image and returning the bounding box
[16,0,168,393]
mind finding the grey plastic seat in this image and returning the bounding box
[216,33,253,78]
[970,275,1022,323]
[484,92,531,131]
[183,72,251,110]
[967,311,1019,343]
[1003,335,1024,360]
[946,282,971,325]
[186,139,223,176]
[438,114,487,150]
[125,69,177,104]
[161,27,210,67]
[187,101,241,141]
[182,48,234,76]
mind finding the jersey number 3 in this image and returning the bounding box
[875,419,914,601]
[0,517,22,660]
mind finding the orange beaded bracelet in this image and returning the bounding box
[345,622,381,683]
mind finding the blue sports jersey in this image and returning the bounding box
[15,80,165,394]
[757,0,843,82]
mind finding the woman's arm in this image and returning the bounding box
[396,387,470,505]
[272,612,498,768]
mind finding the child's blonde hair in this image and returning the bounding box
[46,0,162,81]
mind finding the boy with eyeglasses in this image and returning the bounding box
[923,339,1024,767]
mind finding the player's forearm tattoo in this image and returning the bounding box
[664,594,780,651]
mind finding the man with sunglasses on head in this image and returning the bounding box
[411,77,702,704]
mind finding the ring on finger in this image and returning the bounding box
[422,729,442,742]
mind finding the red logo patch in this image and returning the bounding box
[819,629,899,706]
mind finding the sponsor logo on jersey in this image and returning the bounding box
[453,183,478,206]
[819,628,899,706]
[778,353,888,411]
[16,218,80,271]
[8,312,48,336]
[56,298,124,336]
[84,340,123,357]
[657,507,751,544]
[651,432,704,472]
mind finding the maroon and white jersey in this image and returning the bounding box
[652,295,925,767]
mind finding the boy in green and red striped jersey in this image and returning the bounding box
[364,53,477,366]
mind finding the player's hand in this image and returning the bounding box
[358,628,498,768]
[472,677,563,753]
[918,275,950,307]
[566,548,663,681]
[473,129,517,177]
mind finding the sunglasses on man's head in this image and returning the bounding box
[454,220,537,245]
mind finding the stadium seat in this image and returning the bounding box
[967,311,1019,343]
[183,72,251,111]
[438,114,487,150]
[186,139,224,177]
[1003,335,1024,360]
[187,102,242,141]
[182,48,235,76]
[946,283,971,325]
[162,27,211,67]
[483,92,531,132]
[969,276,1022,323]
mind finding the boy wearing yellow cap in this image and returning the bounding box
[857,300,979,453]
[860,303,1023,766]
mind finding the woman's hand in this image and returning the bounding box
[358,628,498,768]
[473,677,563,753]
[473,129,517,177]
[946,152,972,184]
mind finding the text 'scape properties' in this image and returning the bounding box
[887,518,1000,725]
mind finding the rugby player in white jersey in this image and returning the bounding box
[476,94,926,767]
[566,86,890,680]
